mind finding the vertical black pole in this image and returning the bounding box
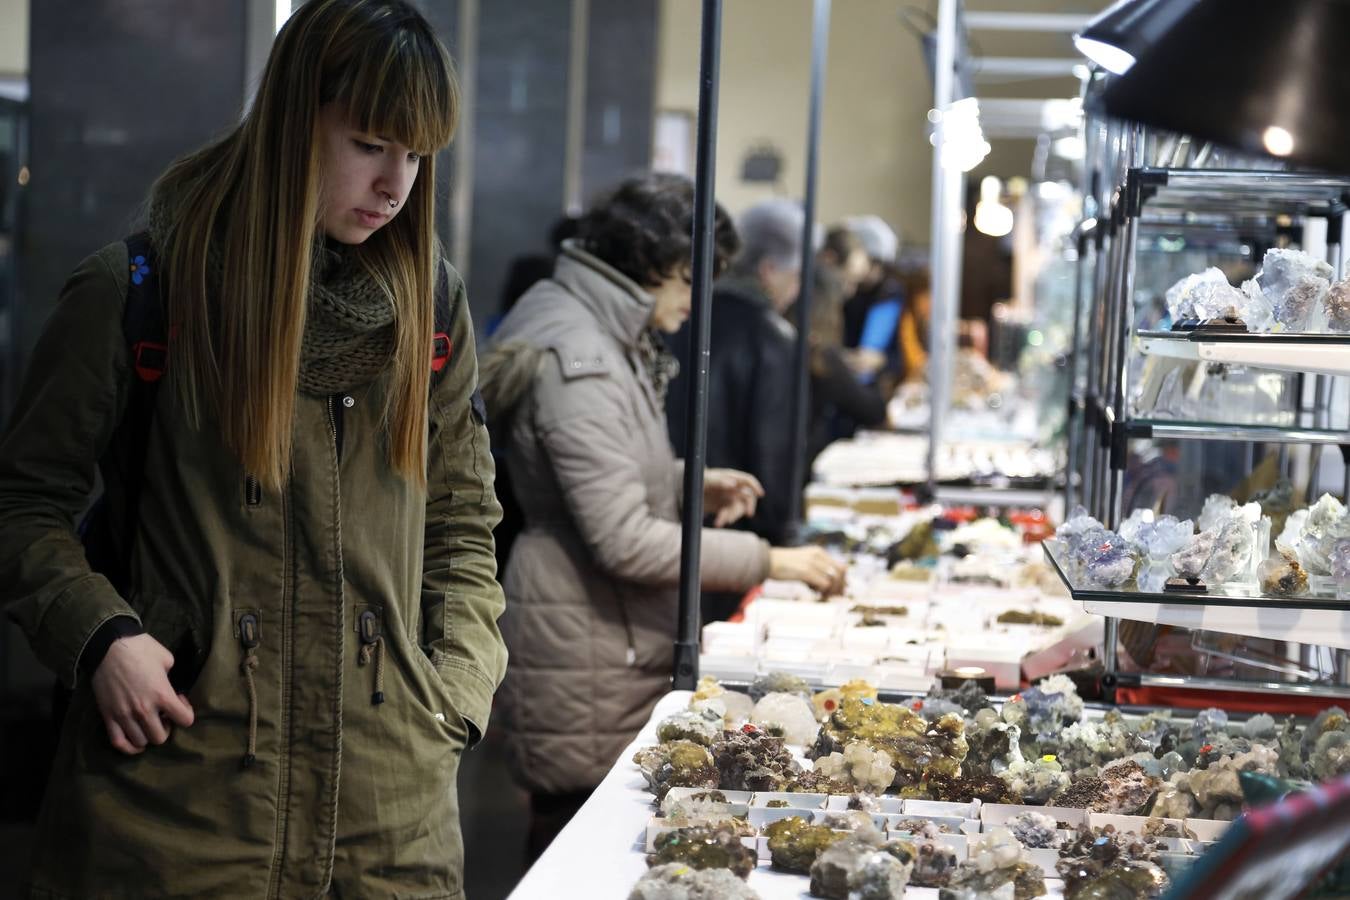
[673,0,723,692]
[787,0,832,531]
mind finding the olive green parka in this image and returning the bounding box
[0,241,507,899]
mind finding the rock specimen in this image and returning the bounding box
[809,826,915,900]
[813,742,897,795]
[923,771,1018,804]
[908,836,961,888]
[1326,279,1350,331]
[811,697,968,789]
[646,824,757,879]
[629,863,762,900]
[635,741,719,799]
[749,671,812,702]
[1006,811,1061,849]
[999,755,1070,804]
[658,707,727,747]
[1258,551,1308,596]
[752,692,820,745]
[964,708,1024,774]
[1003,675,1084,741]
[1055,826,1168,900]
[997,610,1065,627]
[939,829,1046,900]
[1090,760,1163,816]
[1050,715,1151,777]
[764,816,848,873]
[710,726,811,793]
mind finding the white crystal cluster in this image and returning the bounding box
[1166,250,1339,333]
[813,742,897,795]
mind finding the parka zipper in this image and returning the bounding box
[244,474,261,507]
[328,395,345,459]
[238,612,261,768]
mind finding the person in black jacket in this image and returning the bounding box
[668,198,811,551]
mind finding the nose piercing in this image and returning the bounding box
[388,197,399,209]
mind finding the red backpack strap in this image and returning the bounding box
[430,265,459,383]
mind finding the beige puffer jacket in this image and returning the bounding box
[482,244,770,795]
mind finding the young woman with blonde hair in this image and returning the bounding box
[0,1,504,896]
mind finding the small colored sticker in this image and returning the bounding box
[129,255,150,286]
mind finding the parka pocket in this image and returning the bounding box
[356,603,467,748]
[132,590,207,696]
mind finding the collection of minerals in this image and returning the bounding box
[1050,489,1350,599]
[627,672,1350,899]
[1165,247,1350,334]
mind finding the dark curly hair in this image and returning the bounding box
[576,173,739,288]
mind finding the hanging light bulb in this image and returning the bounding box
[973,176,1014,237]
[938,98,991,173]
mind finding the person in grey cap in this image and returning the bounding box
[841,214,907,389]
[667,199,823,608]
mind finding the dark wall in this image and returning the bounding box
[581,0,658,204]
[20,2,247,376]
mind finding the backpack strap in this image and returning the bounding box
[431,264,459,387]
[113,232,167,588]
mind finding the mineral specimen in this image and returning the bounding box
[660,791,741,823]
[1311,730,1350,780]
[1197,495,1237,534]
[908,836,961,888]
[1148,774,1198,820]
[811,698,968,789]
[1050,715,1150,777]
[926,679,995,716]
[809,827,915,900]
[752,692,821,745]
[922,771,1018,804]
[749,672,812,702]
[1298,494,1349,575]
[658,707,728,747]
[1082,544,1137,588]
[813,742,897,795]
[1170,531,1216,580]
[1091,760,1163,816]
[964,708,1024,774]
[635,741,720,799]
[997,610,1065,627]
[1142,818,1192,840]
[691,676,725,703]
[711,727,809,793]
[1049,775,1107,810]
[891,521,939,563]
[1002,675,1085,740]
[766,800,789,808]
[891,818,949,837]
[939,829,1046,900]
[1055,826,1168,900]
[1243,713,1277,740]
[1258,551,1308,596]
[1186,744,1280,819]
[1164,267,1231,321]
[764,816,848,873]
[1006,811,1061,849]
[629,863,762,900]
[1202,517,1256,584]
[1257,248,1334,330]
[646,824,757,879]
[819,810,880,832]
[1327,279,1350,332]
[998,755,1070,804]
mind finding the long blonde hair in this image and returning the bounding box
[151,0,458,489]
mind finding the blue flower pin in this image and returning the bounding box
[129,255,150,285]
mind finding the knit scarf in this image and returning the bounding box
[636,328,680,406]
[148,200,395,396]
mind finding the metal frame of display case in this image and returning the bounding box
[1061,82,1350,701]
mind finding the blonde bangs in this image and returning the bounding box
[336,21,458,157]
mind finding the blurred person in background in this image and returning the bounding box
[801,226,887,463]
[481,174,844,862]
[840,214,906,387]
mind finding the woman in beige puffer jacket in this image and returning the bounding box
[480,174,845,857]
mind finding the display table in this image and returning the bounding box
[508,691,1068,900]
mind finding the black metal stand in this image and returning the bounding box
[786,0,832,534]
[673,0,723,692]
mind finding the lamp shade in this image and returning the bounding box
[1073,0,1198,75]
[1097,0,1350,173]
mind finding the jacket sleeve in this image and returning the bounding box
[0,244,142,688]
[533,356,770,592]
[744,327,799,545]
[423,268,508,746]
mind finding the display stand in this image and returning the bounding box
[1061,90,1350,702]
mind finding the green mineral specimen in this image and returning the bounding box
[811,697,968,789]
[765,816,848,873]
[767,800,790,808]
[646,824,757,879]
[634,740,720,799]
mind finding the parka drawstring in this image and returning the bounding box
[356,610,385,705]
[237,613,261,768]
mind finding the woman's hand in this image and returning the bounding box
[769,546,847,595]
[703,468,764,528]
[91,634,195,755]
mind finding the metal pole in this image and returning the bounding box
[925,0,960,497]
[788,0,832,531]
[673,0,723,692]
